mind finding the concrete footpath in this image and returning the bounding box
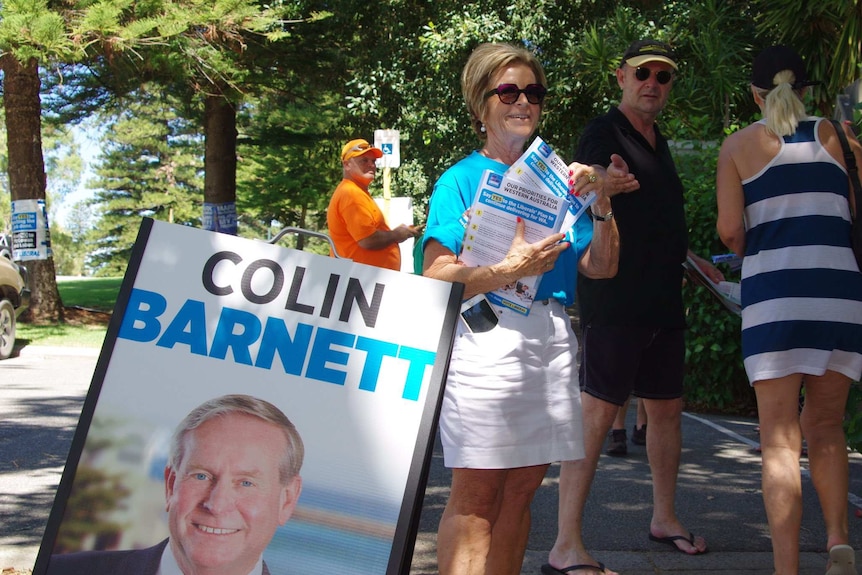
[2,345,862,574]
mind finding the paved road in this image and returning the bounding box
[0,347,97,571]
[3,347,862,574]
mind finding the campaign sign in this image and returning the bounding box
[374,197,416,274]
[202,201,238,235]
[11,198,52,261]
[34,218,462,575]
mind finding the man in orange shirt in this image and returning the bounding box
[326,139,422,270]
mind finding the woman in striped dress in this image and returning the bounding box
[716,45,862,575]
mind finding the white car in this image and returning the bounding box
[0,248,30,359]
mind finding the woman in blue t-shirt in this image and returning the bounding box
[422,42,638,575]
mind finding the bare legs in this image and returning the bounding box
[636,397,648,432]
[610,396,647,432]
[610,395,631,432]
[547,393,705,574]
[437,464,549,575]
[757,374,806,574]
[754,371,852,575]
[802,374,853,553]
[547,393,619,574]
[642,397,705,552]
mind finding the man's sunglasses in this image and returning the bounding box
[484,83,547,105]
[634,67,674,85]
[347,143,373,153]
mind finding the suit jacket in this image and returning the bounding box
[47,539,273,575]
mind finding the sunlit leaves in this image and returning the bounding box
[0,0,73,61]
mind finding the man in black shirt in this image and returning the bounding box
[542,39,723,575]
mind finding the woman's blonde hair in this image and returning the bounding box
[460,42,547,140]
[756,69,807,137]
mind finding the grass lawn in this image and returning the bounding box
[54,276,122,311]
[15,276,122,348]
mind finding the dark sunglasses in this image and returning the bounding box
[484,83,547,105]
[634,67,673,85]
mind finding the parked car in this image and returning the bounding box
[0,247,30,359]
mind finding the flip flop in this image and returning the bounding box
[648,531,708,555]
[541,562,606,574]
[826,544,857,575]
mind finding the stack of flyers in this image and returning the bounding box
[506,137,596,231]
[459,136,599,316]
[683,255,742,317]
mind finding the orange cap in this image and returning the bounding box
[341,139,384,162]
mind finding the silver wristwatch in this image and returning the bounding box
[591,207,614,221]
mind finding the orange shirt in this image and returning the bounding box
[326,178,401,270]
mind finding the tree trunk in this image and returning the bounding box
[1,54,64,324]
[202,95,238,235]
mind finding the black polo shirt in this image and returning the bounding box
[576,106,688,328]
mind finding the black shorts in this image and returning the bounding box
[579,324,685,405]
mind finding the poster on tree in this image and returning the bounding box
[11,199,52,261]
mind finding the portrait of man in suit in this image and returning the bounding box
[47,394,304,575]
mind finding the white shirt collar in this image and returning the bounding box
[157,541,265,575]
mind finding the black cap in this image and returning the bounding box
[751,45,819,90]
[621,39,678,70]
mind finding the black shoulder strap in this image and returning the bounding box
[831,120,858,170]
[829,119,862,218]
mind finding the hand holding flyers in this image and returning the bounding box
[459,169,571,314]
[459,137,636,316]
[497,217,568,279]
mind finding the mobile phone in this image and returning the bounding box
[459,294,499,333]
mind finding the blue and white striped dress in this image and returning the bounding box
[741,117,862,384]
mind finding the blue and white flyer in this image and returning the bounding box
[459,169,570,315]
[506,136,596,230]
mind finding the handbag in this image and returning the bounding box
[830,119,862,272]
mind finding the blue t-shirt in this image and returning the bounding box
[424,151,593,305]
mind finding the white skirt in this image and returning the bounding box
[440,299,585,469]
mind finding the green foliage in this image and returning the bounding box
[751,0,860,116]
[0,0,74,61]
[663,0,759,133]
[235,94,341,243]
[43,123,84,202]
[538,0,760,147]
[87,87,204,276]
[52,201,96,276]
[845,382,862,454]
[337,0,765,202]
[0,108,83,238]
[4,0,861,416]
[673,140,752,413]
[51,228,86,276]
[392,159,431,223]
